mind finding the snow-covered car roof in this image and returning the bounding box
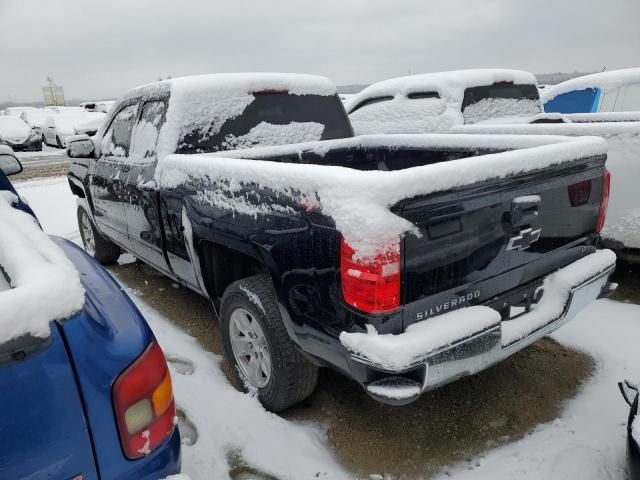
[345,69,538,112]
[345,69,541,134]
[0,194,84,343]
[541,68,640,103]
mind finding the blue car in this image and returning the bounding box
[0,147,181,479]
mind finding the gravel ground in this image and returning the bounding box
[110,260,595,479]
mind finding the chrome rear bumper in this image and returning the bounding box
[340,250,617,405]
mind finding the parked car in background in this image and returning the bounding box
[45,106,85,115]
[75,112,107,136]
[0,146,181,479]
[67,73,616,411]
[81,100,115,113]
[20,108,59,136]
[0,116,42,151]
[620,380,640,480]
[1,106,37,117]
[346,69,640,258]
[543,68,640,115]
[345,69,546,135]
[42,112,105,147]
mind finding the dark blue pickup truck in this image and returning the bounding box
[0,147,180,479]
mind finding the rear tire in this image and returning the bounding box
[56,135,63,148]
[220,274,318,412]
[77,207,121,265]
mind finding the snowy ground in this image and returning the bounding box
[14,176,639,480]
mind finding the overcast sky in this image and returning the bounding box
[1,0,639,102]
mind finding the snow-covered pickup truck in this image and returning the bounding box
[347,69,640,257]
[67,73,616,410]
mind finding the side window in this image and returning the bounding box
[129,100,167,162]
[599,87,619,112]
[619,84,640,111]
[101,104,138,157]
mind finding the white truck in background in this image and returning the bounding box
[346,69,640,258]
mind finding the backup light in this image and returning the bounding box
[112,340,176,459]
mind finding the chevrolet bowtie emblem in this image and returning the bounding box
[506,227,542,251]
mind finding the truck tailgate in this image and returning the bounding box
[400,155,607,327]
[0,322,98,480]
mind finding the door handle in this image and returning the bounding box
[510,195,540,227]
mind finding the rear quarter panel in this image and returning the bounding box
[53,237,181,479]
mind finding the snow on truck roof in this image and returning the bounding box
[541,68,640,103]
[345,69,538,111]
[127,72,337,98]
[0,194,84,343]
[112,73,338,161]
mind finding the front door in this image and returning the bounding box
[89,103,138,246]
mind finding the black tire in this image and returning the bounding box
[77,207,121,265]
[41,134,47,146]
[56,136,63,148]
[220,274,318,412]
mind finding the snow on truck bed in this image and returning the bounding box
[0,193,84,342]
[156,133,607,258]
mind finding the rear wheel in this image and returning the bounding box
[56,135,63,148]
[220,274,318,412]
[77,207,121,265]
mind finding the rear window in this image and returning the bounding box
[461,83,541,123]
[177,93,352,154]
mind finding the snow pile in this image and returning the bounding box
[340,306,501,370]
[541,68,640,103]
[131,73,336,160]
[501,249,616,346]
[0,193,84,342]
[462,97,541,124]
[347,69,540,134]
[156,134,606,258]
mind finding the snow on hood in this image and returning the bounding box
[0,117,32,143]
[0,194,84,343]
[541,68,640,103]
[155,133,606,258]
[346,69,540,134]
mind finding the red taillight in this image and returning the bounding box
[340,238,400,314]
[112,341,176,459]
[568,180,592,206]
[596,169,611,234]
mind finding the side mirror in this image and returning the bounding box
[66,134,95,158]
[0,151,23,176]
